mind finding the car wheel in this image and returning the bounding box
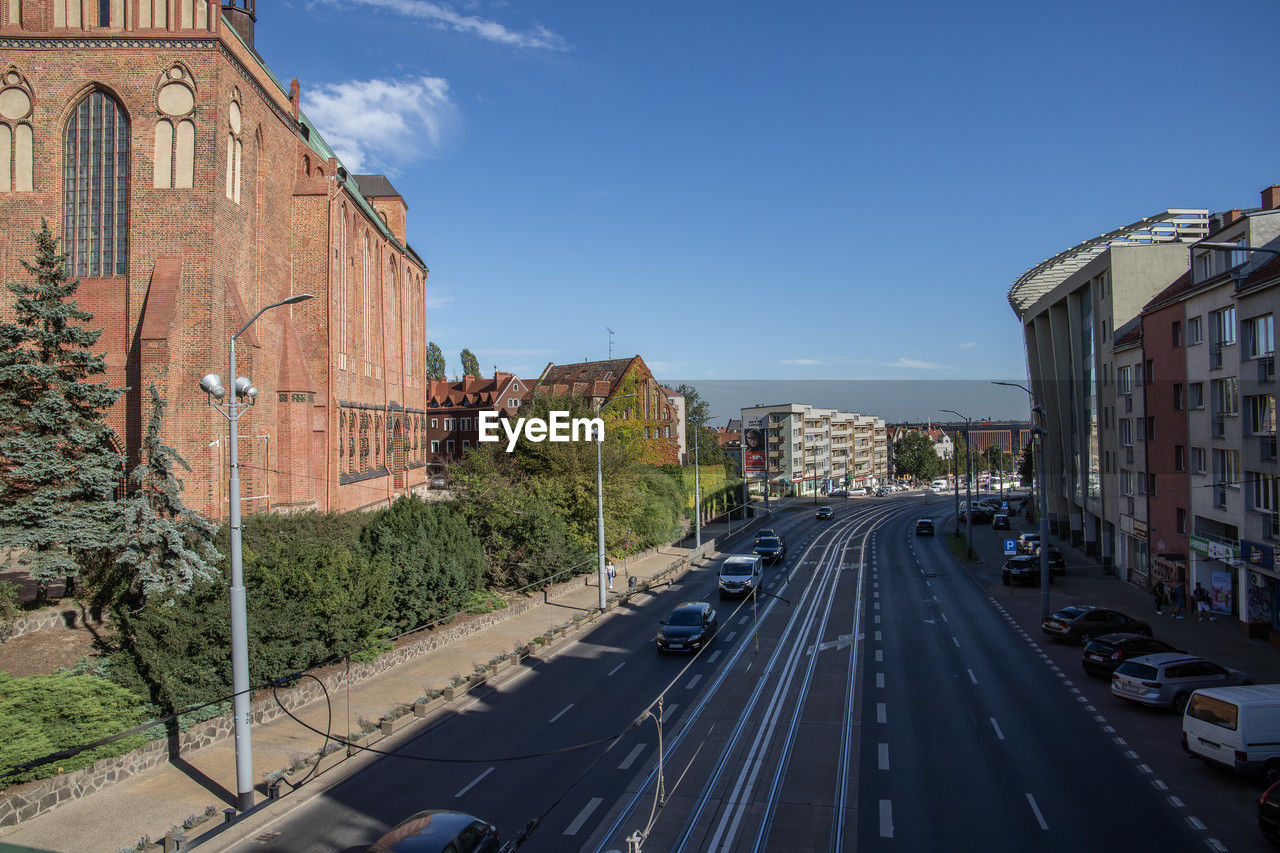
[1172,692,1190,714]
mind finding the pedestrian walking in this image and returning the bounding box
[606,561,616,590]
[1194,583,1212,621]
[1172,582,1186,620]
[1152,579,1167,615]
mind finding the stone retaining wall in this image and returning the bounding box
[5,604,106,640]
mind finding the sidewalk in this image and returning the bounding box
[0,513,768,853]
[968,511,1280,685]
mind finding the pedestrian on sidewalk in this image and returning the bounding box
[1194,583,1212,621]
[1172,581,1187,619]
[606,561,617,590]
[1152,579,1167,615]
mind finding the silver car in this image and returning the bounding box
[1111,653,1253,713]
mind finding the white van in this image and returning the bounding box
[1183,684,1280,779]
[718,555,763,600]
[931,478,949,492]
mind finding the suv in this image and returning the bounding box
[1112,653,1252,712]
[368,810,500,853]
[655,601,718,653]
[1001,555,1042,586]
[753,535,786,564]
[1041,605,1151,645]
[992,513,1010,530]
[816,506,834,520]
[915,518,935,536]
[755,528,784,547]
[718,555,762,599]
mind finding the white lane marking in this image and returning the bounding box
[563,797,603,836]
[967,669,978,685]
[875,615,881,624]
[1026,793,1048,830]
[549,704,573,723]
[879,800,894,837]
[876,673,885,688]
[1187,816,1206,831]
[952,636,960,648]
[877,703,886,723]
[878,743,890,770]
[875,650,883,662]
[1153,780,1168,791]
[1169,796,1185,808]
[738,615,749,626]
[1208,839,1227,852]
[875,630,882,641]
[1137,764,1152,775]
[686,674,703,690]
[941,613,948,622]
[1124,750,1139,760]
[618,743,645,770]
[726,632,738,642]
[874,590,880,598]
[607,662,626,676]
[661,703,679,723]
[455,766,494,798]
[874,601,880,610]
[707,650,723,664]
[990,717,1005,740]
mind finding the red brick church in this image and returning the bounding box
[0,0,430,517]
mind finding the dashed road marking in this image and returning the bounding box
[549,704,573,723]
[877,703,886,723]
[990,717,1005,740]
[563,797,603,835]
[879,800,894,837]
[455,767,494,798]
[607,662,626,676]
[1026,793,1048,830]
[878,743,890,770]
[618,743,645,770]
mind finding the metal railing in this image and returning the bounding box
[1260,355,1276,383]
[1212,417,1226,439]
[1263,435,1278,462]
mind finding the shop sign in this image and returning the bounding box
[1241,539,1278,574]
[1210,569,1234,615]
[1133,520,1148,539]
[1190,534,1239,562]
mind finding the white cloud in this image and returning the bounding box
[781,358,821,366]
[320,0,569,50]
[427,287,456,311]
[959,341,977,349]
[302,76,456,173]
[883,357,953,370]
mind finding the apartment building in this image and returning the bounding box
[1112,320,1149,581]
[741,403,888,497]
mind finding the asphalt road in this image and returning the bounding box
[221,493,1248,853]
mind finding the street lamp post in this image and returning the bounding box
[693,426,702,549]
[201,292,313,813]
[994,380,1052,618]
[941,409,974,559]
[596,392,640,609]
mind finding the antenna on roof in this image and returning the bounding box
[607,327,614,358]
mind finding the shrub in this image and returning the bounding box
[0,580,18,644]
[0,672,149,786]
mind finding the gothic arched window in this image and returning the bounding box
[64,90,128,277]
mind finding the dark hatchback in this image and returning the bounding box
[656,602,718,653]
[1081,633,1183,678]
[368,810,499,853]
[1260,779,1280,845]
[753,536,786,564]
[816,506,833,520]
[1001,556,1043,586]
[915,518,935,536]
[1042,605,1152,645]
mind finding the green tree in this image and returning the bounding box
[1018,443,1036,486]
[672,383,712,431]
[892,431,941,481]
[425,341,446,380]
[86,386,218,609]
[460,348,481,379]
[0,220,125,599]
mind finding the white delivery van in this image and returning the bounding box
[718,555,763,600]
[1183,684,1280,779]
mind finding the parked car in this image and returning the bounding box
[1259,778,1280,844]
[718,555,762,599]
[1185,685,1280,782]
[1017,532,1041,554]
[1081,633,1183,678]
[992,513,1010,530]
[1001,555,1042,586]
[368,810,500,853]
[915,518,935,536]
[656,601,718,653]
[959,507,992,524]
[753,535,786,564]
[1112,653,1252,712]
[874,487,887,497]
[816,506,834,520]
[1044,546,1066,571]
[829,488,848,497]
[1041,605,1151,645]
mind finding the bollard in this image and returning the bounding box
[380,719,393,736]
[628,575,638,591]
[163,832,187,852]
[224,807,237,824]
[266,780,281,800]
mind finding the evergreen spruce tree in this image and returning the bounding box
[96,386,219,608]
[0,220,125,598]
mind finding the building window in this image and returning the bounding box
[1212,306,1237,346]
[1146,416,1155,441]
[1118,418,1132,446]
[445,417,454,431]
[1175,445,1186,472]
[225,92,242,202]
[462,440,469,450]
[1189,383,1204,410]
[1173,383,1183,411]
[1117,366,1131,394]
[1246,314,1275,360]
[446,440,454,453]
[1251,473,1279,513]
[1172,320,1182,347]
[1191,447,1206,474]
[1213,448,1241,485]
[1177,507,1187,534]
[1188,315,1203,345]
[1212,378,1240,417]
[1147,473,1157,496]
[1247,395,1277,435]
[0,72,35,193]
[64,91,129,277]
[430,440,438,453]
[431,418,438,429]
[1120,469,1133,495]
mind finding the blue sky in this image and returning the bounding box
[262,0,1280,383]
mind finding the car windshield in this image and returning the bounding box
[1053,607,1086,620]
[722,563,753,577]
[1115,662,1158,679]
[756,538,780,548]
[666,610,702,627]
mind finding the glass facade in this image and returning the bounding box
[63,91,129,277]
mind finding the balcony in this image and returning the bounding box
[1214,485,1228,509]
[1270,512,1280,541]
[1211,343,1224,371]
[1263,435,1278,462]
[1123,395,1133,413]
[1125,495,1135,515]
[1261,355,1276,383]
[1212,417,1225,439]
[1125,446,1134,465]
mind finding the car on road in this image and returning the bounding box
[1001,555,1043,586]
[816,506,833,520]
[1081,633,1183,678]
[1112,653,1253,712]
[755,528,783,546]
[1044,545,1065,570]
[718,555,762,599]
[656,601,718,653]
[992,513,1010,530]
[1017,532,1041,554]
[1041,605,1152,645]
[874,487,887,497]
[753,535,786,564]
[368,809,500,853]
[914,518,935,536]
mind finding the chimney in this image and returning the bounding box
[1223,209,1243,227]
[222,0,256,49]
[1263,185,1280,212]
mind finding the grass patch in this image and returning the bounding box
[945,533,977,562]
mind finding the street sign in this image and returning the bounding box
[1004,539,1016,556]
[1001,501,1009,511]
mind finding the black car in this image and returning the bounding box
[753,535,786,564]
[656,601,718,653]
[755,528,781,544]
[816,506,833,520]
[959,507,993,524]
[1001,555,1043,586]
[1041,605,1152,645]
[1260,779,1280,845]
[1044,546,1066,571]
[915,518,935,536]
[874,487,887,497]
[368,810,499,853]
[1081,633,1183,678]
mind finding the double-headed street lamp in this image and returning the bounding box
[940,409,974,559]
[201,292,313,812]
[993,380,1052,618]
[596,392,640,610]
